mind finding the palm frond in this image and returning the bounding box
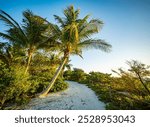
[78,39,112,52]
[54,15,65,27]
[48,23,62,36]
[0,32,16,42]
[89,19,103,31]
[74,9,80,19]
[80,19,103,36]
[0,10,20,28]
[0,10,27,41]
[89,19,103,25]
[78,14,90,25]
[79,19,103,40]
[79,29,99,40]
[0,42,6,48]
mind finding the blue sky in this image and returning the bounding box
[0,0,150,74]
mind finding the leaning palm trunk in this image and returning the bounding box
[38,56,68,98]
[60,57,69,78]
[24,53,32,75]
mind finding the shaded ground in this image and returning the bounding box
[25,81,105,110]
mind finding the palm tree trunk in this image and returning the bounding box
[24,53,32,75]
[60,57,69,78]
[38,56,68,98]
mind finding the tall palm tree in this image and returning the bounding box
[0,10,52,74]
[39,5,112,97]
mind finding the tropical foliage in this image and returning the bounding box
[1,5,148,110]
[64,60,150,109]
[0,9,68,109]
[0,5,111,109]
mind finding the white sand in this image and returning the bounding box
[25,81,105,110]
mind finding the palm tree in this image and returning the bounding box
[39,5,112,97]
[0,10,52,75]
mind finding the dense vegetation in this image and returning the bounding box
[0,6,111,109]
[0,49,68,109]
[64,60,150,109]
[1,5,149,110]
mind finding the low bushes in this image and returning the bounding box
[0,58,68,109]
[64,61,150,110]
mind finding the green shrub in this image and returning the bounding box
[50,78,68,92]
[0,62,30,107]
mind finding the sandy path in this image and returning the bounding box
[25,81,105,110]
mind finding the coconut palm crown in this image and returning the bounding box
[0,10,51,74]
